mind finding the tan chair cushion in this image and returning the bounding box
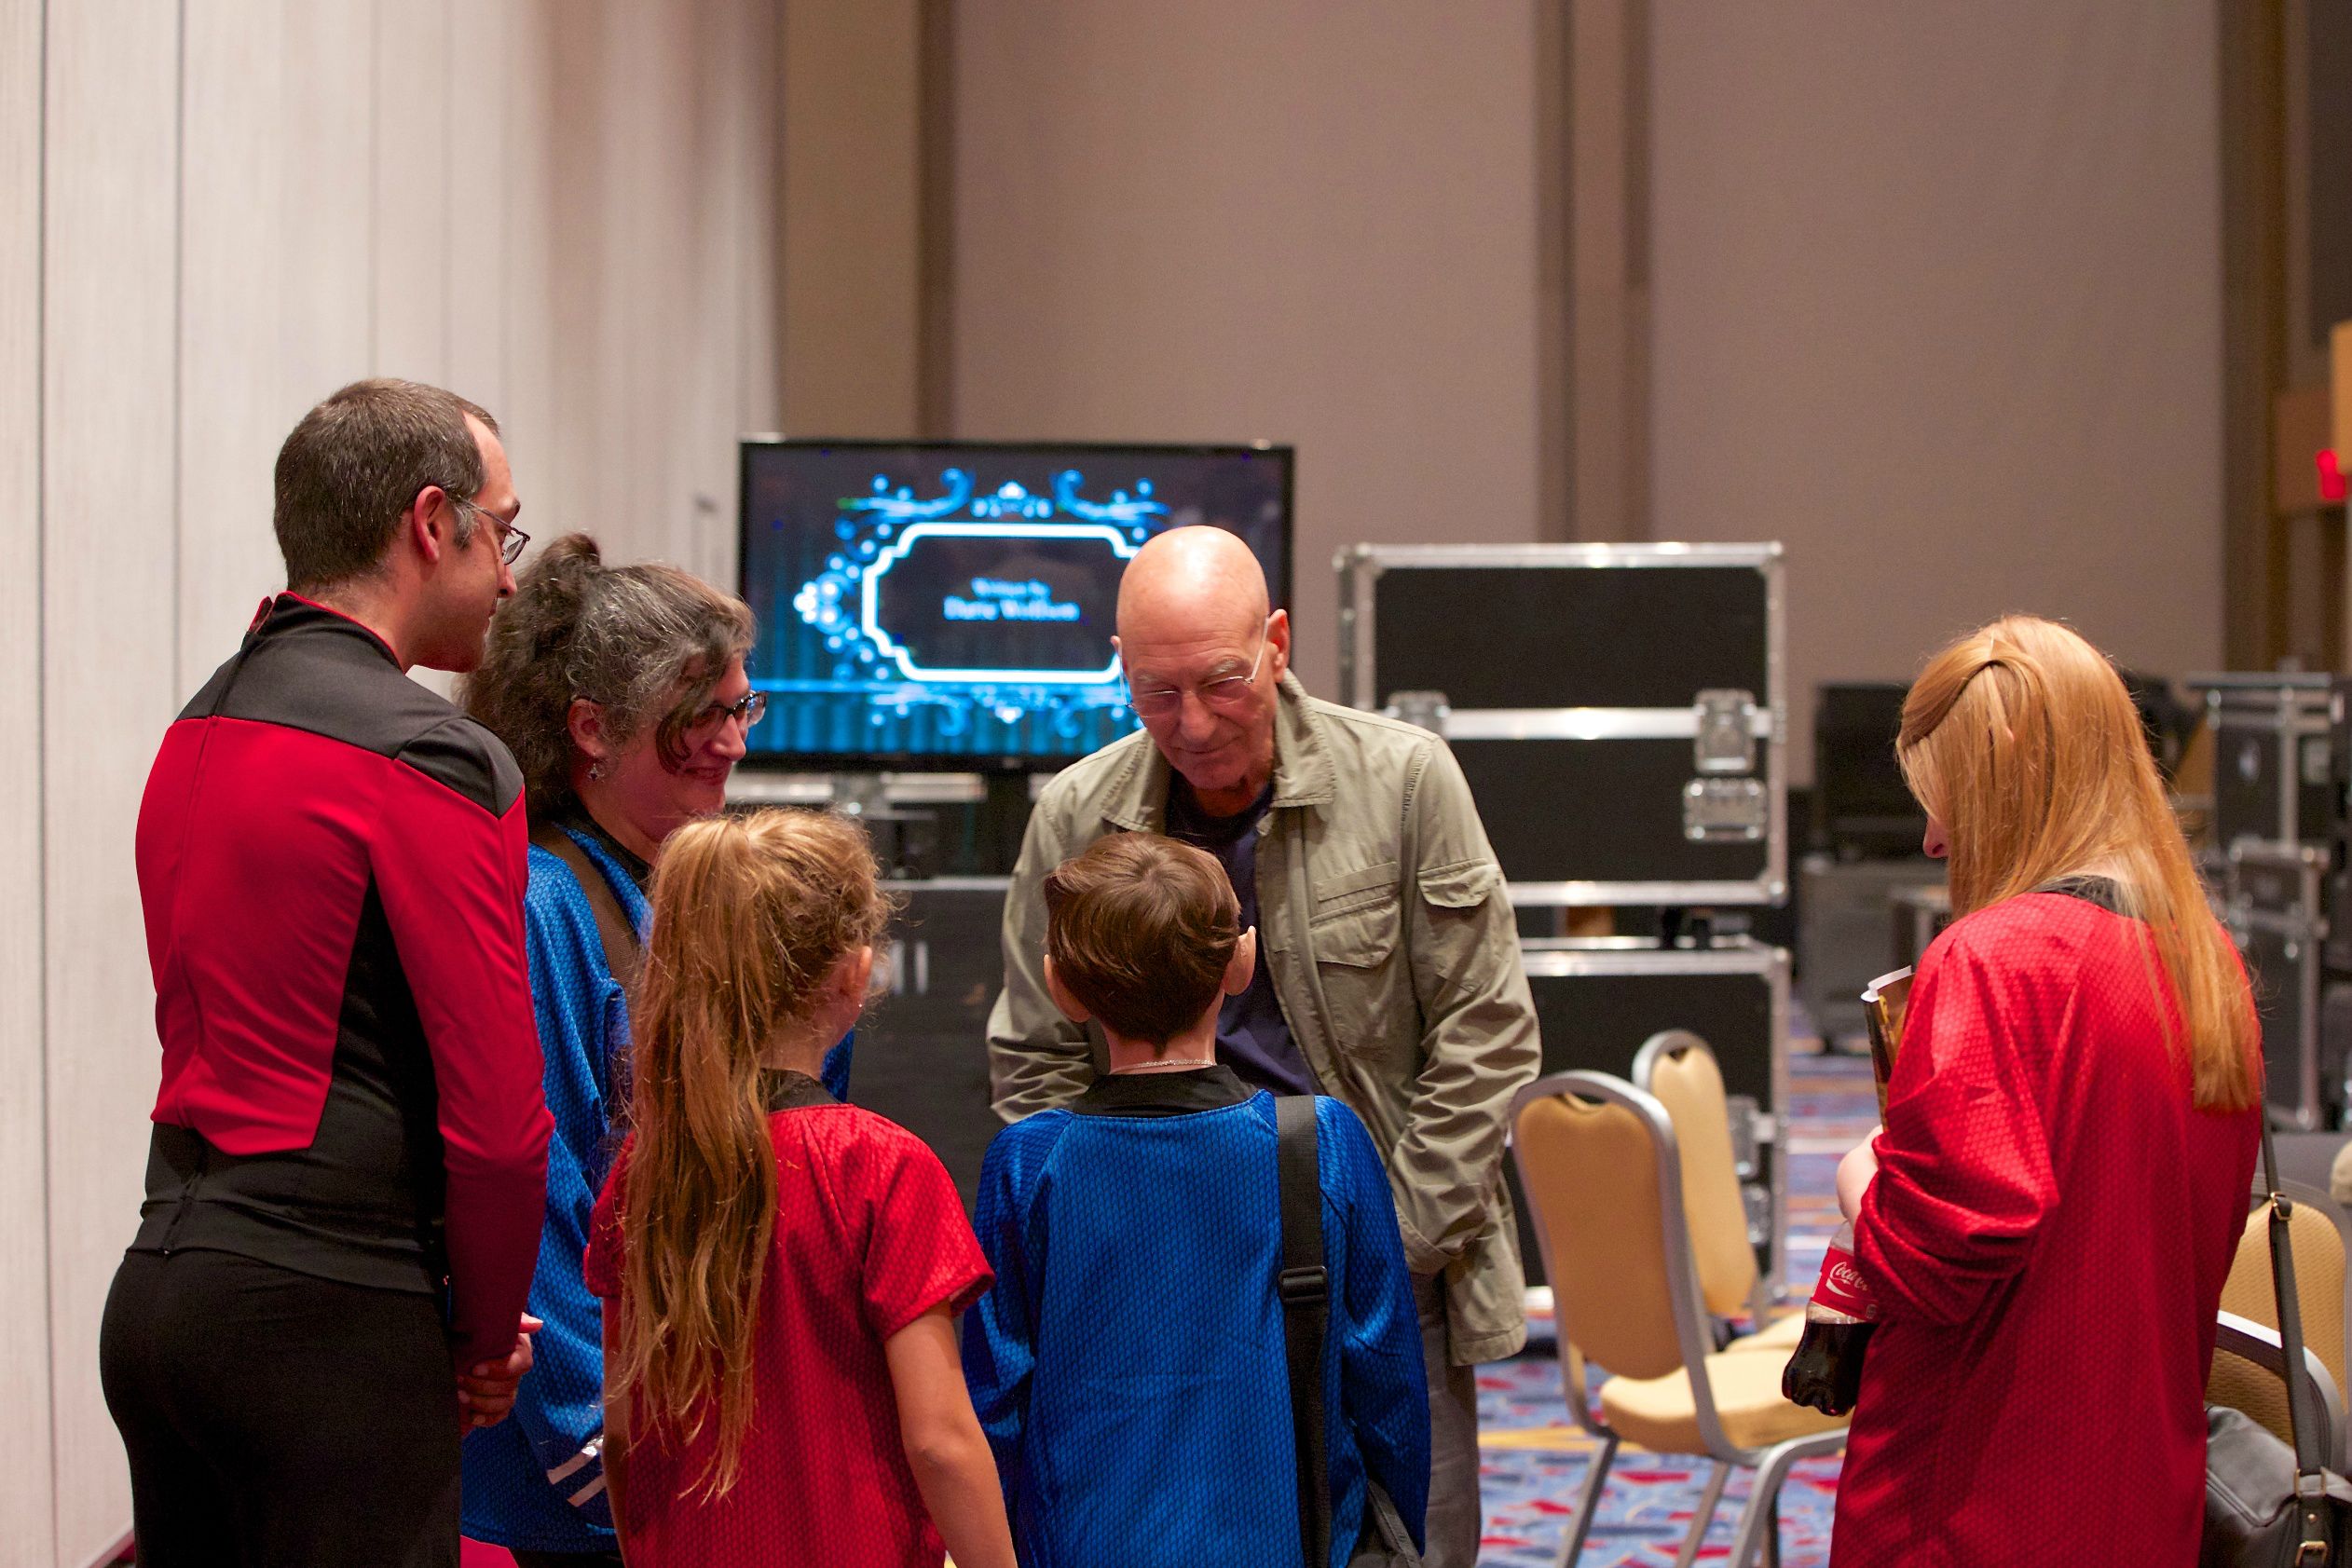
[1517,1093,1686,1381]
[1598,1349,1848,1454]
[1724,1311,1807,1355]
[2221,1200,2346,1397]
[1644,1043,1762,1319]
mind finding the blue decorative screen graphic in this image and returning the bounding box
[739,443,1292,767]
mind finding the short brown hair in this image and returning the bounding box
[460,534,757,822]
[274,377,499,591]
[1043,833,1240,1044]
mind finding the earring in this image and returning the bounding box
[587,760,607,783]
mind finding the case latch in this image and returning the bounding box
[1684,777,1767,841]
[1693,689,1758,774]
[1383,689,1452,736]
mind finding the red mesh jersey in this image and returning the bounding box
[585,1098,991,1568]
[1833,892,2260,1566]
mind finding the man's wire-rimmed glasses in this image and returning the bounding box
[1125,618,1272,720]
[448,493,530,566]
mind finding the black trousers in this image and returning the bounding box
[101,1248,461,1568]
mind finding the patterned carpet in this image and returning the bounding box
[1473,1043,1872,1566]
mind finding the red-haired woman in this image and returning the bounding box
[1829,616,2261,1565]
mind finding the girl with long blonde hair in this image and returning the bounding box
[1826,616,2261,1567]
[582,810,1015,1568]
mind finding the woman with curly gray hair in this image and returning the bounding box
[455,534,762,1567]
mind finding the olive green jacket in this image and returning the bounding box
[985,672,1540,1364]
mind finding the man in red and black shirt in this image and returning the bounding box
[100,379,555,1568]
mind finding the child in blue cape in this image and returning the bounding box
[962,832,1429,1568]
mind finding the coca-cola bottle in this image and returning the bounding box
[1781,1219,1878,1416]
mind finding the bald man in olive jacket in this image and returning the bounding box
[986,526,1540,1567]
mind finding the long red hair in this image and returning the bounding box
[609,809,892,1494]
[1897,616,2257,1111]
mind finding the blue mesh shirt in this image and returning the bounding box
[961,1068,1429,1567]
[460,829,647,1552]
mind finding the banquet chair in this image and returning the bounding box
[2211,1178,2352,1459]
[1511,1071,1846,1568]
[1632,1030,1804,1356]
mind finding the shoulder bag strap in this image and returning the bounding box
[536,825,640,989]
[1277,1094,1333,1568]
[2256,1111,2337,1558]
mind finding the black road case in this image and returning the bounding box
[2226,841,2333,1130]
[1511,936,1789,1293]
[1337,543,1786,907]
[2188,674,2340,852]
[1796,853,1945,1042]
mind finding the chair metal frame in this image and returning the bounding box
[1632,1029,1772,1327]
[1509,1070,1845,1568]
[2213,1309,2348,1470]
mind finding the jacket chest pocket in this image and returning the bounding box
[1308,861,1402,970]
[1306,866,1403,1062]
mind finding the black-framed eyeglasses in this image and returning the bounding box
[448,494,530,566]
[688,690,769,733]
[1124,618,1272,720]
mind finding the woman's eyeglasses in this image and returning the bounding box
[689,690,769,733]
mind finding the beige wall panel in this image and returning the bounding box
[181,0,377,685]
[179,1,290,689]
[0,0,54,1561]
[601,0,701,572]
[950,1,1545,693]
[499,0,558,523]
[42,0,180,1558]
[673,0,784,590]
[280,0,376,408]
[732,2,784,454]
[1649,1,2225,778]
[780,0,920,437]
[521,0,782,589]
[445,0,511,416]
[11,2,788,1552]
[379,0,458,707]
[534,1,633,564]
[371,0,449,383]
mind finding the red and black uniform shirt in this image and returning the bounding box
[131,593,552,1370]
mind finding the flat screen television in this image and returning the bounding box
[738,439,1293,771]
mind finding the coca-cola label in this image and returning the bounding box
[1812,1242,1879,1320]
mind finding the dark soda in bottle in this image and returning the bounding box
[1782,1219,1878,1416]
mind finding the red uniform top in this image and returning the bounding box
[585,1074,992,1568]
[133,594,549,1370]
[1833,889,2260,1567]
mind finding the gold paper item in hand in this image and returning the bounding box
[1860,967,1914,1122]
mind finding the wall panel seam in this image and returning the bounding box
[439,0,453,392]
[498,0,512,420]
[36,0,57,1550]
[367,0,380,373]
[171,0,185,705]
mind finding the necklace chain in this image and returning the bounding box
[1123,1056,1217,1072]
